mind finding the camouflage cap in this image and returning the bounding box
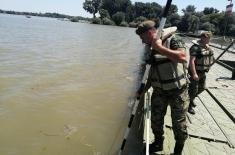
[201,31,212,38]
[136,20,156,35]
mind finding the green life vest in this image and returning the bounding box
[191,40,214,71]
[149,34,188,90]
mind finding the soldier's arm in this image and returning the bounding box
[189,44,199,81]
[189,56,199,81]
[151,39,186,63]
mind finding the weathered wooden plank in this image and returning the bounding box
[199,91,235,148]
[187,97,227,141]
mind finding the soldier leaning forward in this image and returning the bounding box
[135,20,190,155]
[188,31,214,115]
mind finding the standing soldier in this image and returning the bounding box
[136,20,189,155]
[188,31,214,114]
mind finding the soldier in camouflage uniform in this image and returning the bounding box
[136,20,189,155]
[188,31,214,115]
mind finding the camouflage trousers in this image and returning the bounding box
[151,87,189,144]
[188,71,206,106]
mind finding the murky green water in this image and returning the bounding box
[0,14,143,155]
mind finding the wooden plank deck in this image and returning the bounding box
[141,88,235,155]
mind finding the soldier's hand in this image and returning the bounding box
[175,50,187,63]
[193,74,199,81]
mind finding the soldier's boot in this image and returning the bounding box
[149,138,164,153]
[188,105,195,115]
[174,141,184,155]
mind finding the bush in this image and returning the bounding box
[129,22,138,28]
[228,25,235,36]
[200,22,215,32]
[91,18,101,24]
[134,16,147,23]
[102,17,115,25]
[120,21,129,27]
[99,9,110,19]
[70,17,79,22]
[112,12,125,25]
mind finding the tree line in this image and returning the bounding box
[83,0,235,36]
[0,9,90,22]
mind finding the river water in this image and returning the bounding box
[0,14,143,155]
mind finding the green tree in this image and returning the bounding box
[99,9,110,19]
[203,7,219,15]
[189,15,199,32]
[83,0,101,18]
[112,11,125,25]
[125,5,134,22]
[194,12,204,18]
[168,13,181,27]
[200,22,215,32]
[228,25,235,36]
[168,4,178,15]
[133,2,145,18]
[178,13,192,31]
[223,13,235,35]
[207,13,224,34]
[133,2,162,19]
[182,5,196,14]
[200,15,210,23]
[101,0,131,17]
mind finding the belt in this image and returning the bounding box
[153,84,188,95]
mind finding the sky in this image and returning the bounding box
[0,0,231,17]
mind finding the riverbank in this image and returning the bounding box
[0,10,91,23]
